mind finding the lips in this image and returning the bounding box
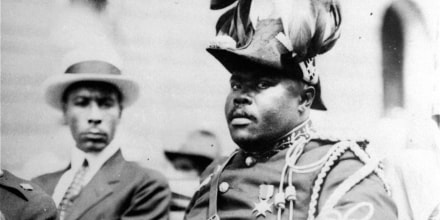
[81,132,107,141]
[230,117,253,126]
[228,110,256,126]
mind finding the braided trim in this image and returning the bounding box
[319,157,380,215]
[374,163,392,196]
[309,142,391,219]
[306,141,352,220]
[349,144,392,196]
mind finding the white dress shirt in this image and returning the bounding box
[52,143,120,206]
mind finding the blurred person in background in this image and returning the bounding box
[164,129,222,220]
[184,0,398,219]
[165,129,222,177]
[32,47,171,220]
[0,168,57,220]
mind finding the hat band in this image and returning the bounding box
[65,60,121,75]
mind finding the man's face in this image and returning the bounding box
[63,83,121,153]
[225,70,304,152]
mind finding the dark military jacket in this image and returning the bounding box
[184,122,397,220]
[0,170,57,220]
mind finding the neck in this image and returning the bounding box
[240,118,314,154]
[274,119,313,145]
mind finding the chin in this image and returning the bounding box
[230,128,275,152]
[80,142,108,153]
[230,131,261,152]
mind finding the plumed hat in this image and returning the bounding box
[208,0,342,110]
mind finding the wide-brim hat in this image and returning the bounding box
[164,130,221,169]
[43,47,140,110]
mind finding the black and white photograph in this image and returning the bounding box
[1,0,439,219]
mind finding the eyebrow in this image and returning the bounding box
[70,93,117,100]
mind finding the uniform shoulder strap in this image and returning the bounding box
[306,141,389,220]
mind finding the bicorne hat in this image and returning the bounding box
[207,0,342,110]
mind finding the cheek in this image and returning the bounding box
[258,94,298,126]
[105,113,121,130]
[110,117,120,129]
[65,114,82,138]
[224,93,233,114]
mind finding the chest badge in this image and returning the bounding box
[252,184,274,217]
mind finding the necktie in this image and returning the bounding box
[58,159,89,220]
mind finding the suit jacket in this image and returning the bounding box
[33,150,171,220]
[0,170,57,220]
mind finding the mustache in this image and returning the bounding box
[227,108,256,122]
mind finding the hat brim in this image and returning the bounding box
[207,47,327,110]
[43,73,140,110]
[164,151,214,169]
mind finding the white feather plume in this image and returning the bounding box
[273,0,317,57]
[272,0,341,57]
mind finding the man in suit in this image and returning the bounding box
[1,169,57,220]
[184,0,398,219]
[32,47,171,220]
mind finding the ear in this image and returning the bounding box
[118,105,124,119]
[299,86,315,113]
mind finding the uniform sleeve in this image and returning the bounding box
[22,193,58,220]
[184,158,226,219]
[316,152,398,220]
[121,171,172,220]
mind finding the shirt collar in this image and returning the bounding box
[70,142,120,171]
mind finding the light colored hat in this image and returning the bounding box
[43,46,139,110]
[165,130,222,168]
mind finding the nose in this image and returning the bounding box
[88,103,103,125]
[233,92,252,106]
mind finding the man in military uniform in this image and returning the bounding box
[0,169,57,220]
[184,0,398,219]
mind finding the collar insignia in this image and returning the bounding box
[19,183,33,191]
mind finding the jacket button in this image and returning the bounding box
[245,156,256,167]
[219,182,230,193]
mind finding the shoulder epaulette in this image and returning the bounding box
[311,132,369,150]
[306,141,390,220]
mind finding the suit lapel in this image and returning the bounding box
[67,150,125,220]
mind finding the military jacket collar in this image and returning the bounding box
[241,119,315,161]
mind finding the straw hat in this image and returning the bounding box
[43,46,139,110]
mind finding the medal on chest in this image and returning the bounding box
[253,184,275,217]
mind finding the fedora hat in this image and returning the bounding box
[43,46,140,110]
[165,130,221,169]
[207,0,342,110]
